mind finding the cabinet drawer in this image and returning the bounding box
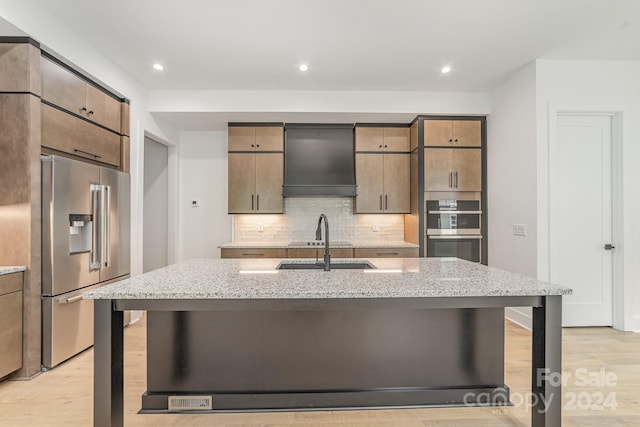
[0,290,23,378]
[0,272,22,296]
[42,103,121,167]
[287,248,354,258]
[221,248,287,259]
[354,248,418,258]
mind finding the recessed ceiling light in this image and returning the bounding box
[441,66,452,74]
[299,64,309,72]
[153,63,164,71]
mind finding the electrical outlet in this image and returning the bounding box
[257,224,264,232]
[373,224,379,232]
[191,200,199,207]
[513,224,527,236]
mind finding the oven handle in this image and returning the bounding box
[427,210,483,214]
[428,235,483,240]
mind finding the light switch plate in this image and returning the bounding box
[513,224,527,236]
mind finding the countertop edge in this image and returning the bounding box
[0,266,27,276]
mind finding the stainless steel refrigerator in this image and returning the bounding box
[42,155,130,369]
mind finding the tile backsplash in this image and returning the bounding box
[233,198,405,243]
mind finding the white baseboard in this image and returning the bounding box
[505,307,532,330]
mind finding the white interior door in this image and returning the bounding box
[551,114,612,327]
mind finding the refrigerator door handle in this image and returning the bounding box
[90,184,103,270]
[104,185,111,267]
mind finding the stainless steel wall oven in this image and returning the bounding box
[426,199,482,262]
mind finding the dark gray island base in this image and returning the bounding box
[86,258,570,427]
[143,306,506,411]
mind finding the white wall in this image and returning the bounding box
[487,62,538,328]
[179,132,232,259]
[535,59,640,332]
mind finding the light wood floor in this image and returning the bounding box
[1,317,640,426]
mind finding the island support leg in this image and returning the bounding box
[531,295,562,427]
[94,299,124,427]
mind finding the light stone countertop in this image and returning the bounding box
[219,241,419,249]
[0,266,26,276]
[83,258,571,300]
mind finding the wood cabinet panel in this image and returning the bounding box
[255,153,283,213]
[228,127,255,151]
[424,121,453,146]
[410,122,418,151]
[355,127,383,152]
[120,102,130,136]
[255,127,283,151]
[287,248,354,258]
[0,43,40,93]
[424,120,481,147]
[229,126,283,152]
[85,84,121,131]
[452,121,481,147]
[356,127,409,152]
[41,104,121,167]
[41,56,122,134]
[424,148,454,191]
[0,272,23,378]
[354,248,419,258]
[355,154,384,212]
[383,154,410,213]
[453,149,482,191]
[228,153,256,213]
[41,56,85,116]
[383,128,410,151]
[424,148,481,191]
[221,248,287,259]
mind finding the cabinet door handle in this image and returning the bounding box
[80,106,87,113]
[256,194,259,211]
[87,110,94,117]
[449,172,453,188]
[74,148,102,159]
[379,195,383,211]
[385,195,388,210]
[455,171,459,188]
[251,194,254,210]
[449,138,453,143]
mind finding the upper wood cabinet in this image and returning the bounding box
[228,125,284,214]
[228,126,283,151]
[424,148,481,192]
[355,127,410,152]
[41,103,121,167]
[355,153,410,213]
[424,120,481,147]
[41,56,122,133]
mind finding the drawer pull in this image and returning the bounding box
[74,148,102,159]
[54,294,84,305]
[242,253,264,257]
[377,252,399,256]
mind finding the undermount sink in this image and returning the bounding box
[277,261,375,270]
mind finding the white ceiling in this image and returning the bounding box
[30,0,640,93]
[14,0,640,131]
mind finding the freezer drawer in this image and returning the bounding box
[42,287,95,369]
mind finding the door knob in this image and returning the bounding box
[604,244,615,250]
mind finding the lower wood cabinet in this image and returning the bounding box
[287,248,354,258]
[221,248,287,259]
[41,103,121,167]
[221,247,419,259]
[0,272,23,379]
[354,248,419,258]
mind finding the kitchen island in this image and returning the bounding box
[84,258,571,427]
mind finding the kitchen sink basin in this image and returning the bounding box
[277,261,375,270]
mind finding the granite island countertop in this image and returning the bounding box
[0,266,26,276]
[84,258,571,300]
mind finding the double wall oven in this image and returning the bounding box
[425,199,482,263]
